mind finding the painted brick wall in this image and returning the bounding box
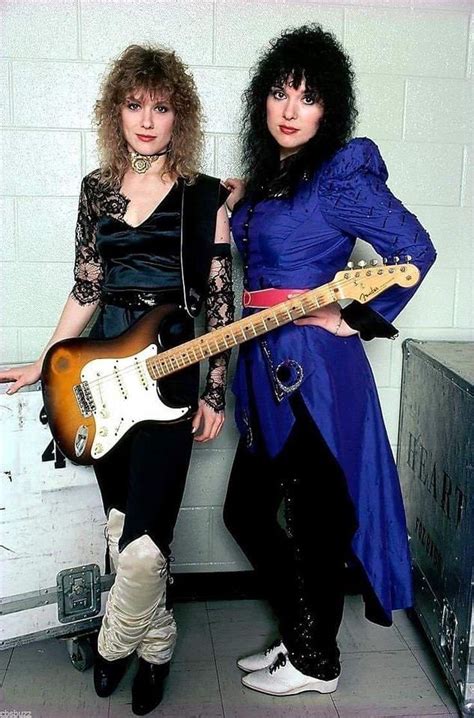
[1,0,472,571]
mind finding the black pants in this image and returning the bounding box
[94,420,194,556]
[223,394,357,679]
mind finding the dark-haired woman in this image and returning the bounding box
[0,45,233,714]
[223,24,436,696]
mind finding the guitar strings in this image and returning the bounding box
[81,273,397,395]
[80,272,400,397]
[82,294,320,393]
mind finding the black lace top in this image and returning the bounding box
[71,170,233,411]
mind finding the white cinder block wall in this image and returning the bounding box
[1,0,472,572]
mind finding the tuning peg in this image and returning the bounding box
[358,260,367,268]
[405,254,412,263]
[346,261,354,269]
[383,257,388,265]
[370,259,378,266]
[393,256,400,264]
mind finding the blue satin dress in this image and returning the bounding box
[231,138,437,623]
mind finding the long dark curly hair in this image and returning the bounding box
[241,24,357,198]
[95,44,203,187]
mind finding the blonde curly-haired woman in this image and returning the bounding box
[0,45,233,715]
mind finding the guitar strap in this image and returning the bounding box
[181,174,229,318]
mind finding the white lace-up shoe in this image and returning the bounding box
[241,652,339,696]
[237,639,288,672]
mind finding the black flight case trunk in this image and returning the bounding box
[398,340,474,717]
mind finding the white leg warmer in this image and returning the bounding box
[98,534,176,663]
[136,560,176,665]
[106,508,125,572]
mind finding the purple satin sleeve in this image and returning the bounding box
[319,138,436,323]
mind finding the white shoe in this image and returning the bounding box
[237,639,288,672]
[241,652,339,696]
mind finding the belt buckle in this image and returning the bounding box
[139,293,157,307]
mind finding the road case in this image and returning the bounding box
[0,379,109,668]
[398,340,474,717]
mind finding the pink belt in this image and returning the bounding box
[242,288,306,309]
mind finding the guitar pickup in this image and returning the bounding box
[73,381,96,417]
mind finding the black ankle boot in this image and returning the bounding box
[93,653,129,697]
[132,658,170,715]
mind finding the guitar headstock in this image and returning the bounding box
[332,257,420,303]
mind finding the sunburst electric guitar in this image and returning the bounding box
[42,261,419,465]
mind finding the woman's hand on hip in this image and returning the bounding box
[294,302,358,337]
[224,178,246,212]
[0,361,42,394]
[192,399,225,442]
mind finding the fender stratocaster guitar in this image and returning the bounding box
[42,261,419,464]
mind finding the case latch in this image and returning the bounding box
[57,564,101,623]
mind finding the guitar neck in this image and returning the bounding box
[146,259,420,380]
[146,280,339,380]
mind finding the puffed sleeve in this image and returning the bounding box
[71,173,104,305]
[319,138,436,333]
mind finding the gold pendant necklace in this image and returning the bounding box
[129,143,171,174]
[130,152,158,174]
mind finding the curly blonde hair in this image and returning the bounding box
[95,44,203,186]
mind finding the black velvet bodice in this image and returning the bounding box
[73,170,234,411]
[95,182,181,295]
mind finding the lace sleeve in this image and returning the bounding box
[200,246,234,412]
[71,175,103,305]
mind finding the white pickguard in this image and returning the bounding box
[80,344,190,460]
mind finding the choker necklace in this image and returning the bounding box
[129,144,170,174]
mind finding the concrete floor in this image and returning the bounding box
[0,595,461,717]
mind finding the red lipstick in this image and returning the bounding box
[279,126,298,135]
[136,134,156,142]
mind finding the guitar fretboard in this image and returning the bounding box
[145,261,418,380]
[146,282,339,380]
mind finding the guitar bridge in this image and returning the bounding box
[73,381,96,417]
